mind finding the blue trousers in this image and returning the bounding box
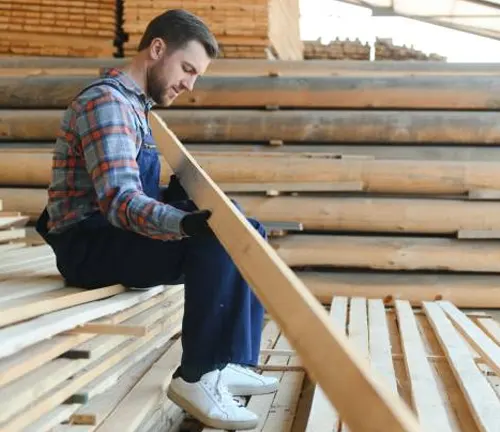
[41,200,266,376]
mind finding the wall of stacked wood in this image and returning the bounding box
[0,0,302,59]
[0,57,500,310]
[304,37,446,61]
[123,0,303,59]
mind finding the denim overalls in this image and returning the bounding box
[36,80,266,374]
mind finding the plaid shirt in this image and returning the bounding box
[46,68,187,240]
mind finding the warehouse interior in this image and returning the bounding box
[0,0,499,431]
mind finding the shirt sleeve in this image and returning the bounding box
[74,89,188,240]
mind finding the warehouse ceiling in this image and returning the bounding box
[336,0,500,40]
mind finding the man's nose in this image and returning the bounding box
[182,75,197,92]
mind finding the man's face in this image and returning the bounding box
[147,39,211,106]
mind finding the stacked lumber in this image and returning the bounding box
[375,37,446,61]
[303,38,370,60]
[0,199,28,244]
[122,0,303,60]
[4,58,500,310]
[0,0,117,57]
[0,241,186,430]
[305,297,500,432]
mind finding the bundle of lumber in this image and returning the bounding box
[3,57,500,310]
[375,37,446,61]
[0,199,28,244]
[0,242,186,431]
[122,0,303,60]
[305,297,500,432]
[0,0,117,57]
[303,38,370,60]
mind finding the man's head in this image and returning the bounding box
[137,9,218,106]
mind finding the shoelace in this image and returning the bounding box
[206,372,244,409]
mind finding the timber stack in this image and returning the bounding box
[303,38,370,60]
[122,0,303,59]
[0,57,500,430]
[0,0,117,57]
[2,58,500,310]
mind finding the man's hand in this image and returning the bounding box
[181,209,213,236]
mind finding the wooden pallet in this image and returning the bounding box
[306,297,500,432]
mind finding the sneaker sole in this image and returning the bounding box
[167,387,258,430]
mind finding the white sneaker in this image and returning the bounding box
[167,370,258,430]
[220,364,279,396]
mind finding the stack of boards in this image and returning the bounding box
[0,202,187,431]
[0,0,116,57]
[122,0,303,59]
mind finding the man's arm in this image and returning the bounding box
[75,89,188,240]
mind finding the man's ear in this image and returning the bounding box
[150,38,166,60]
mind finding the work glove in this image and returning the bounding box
[180,209,213,237]
[162,174,189,202]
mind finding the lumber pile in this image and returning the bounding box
[375,38,446,61]
[122,0,303,60]
[0,0,117,57]
[0,241,186,431]
[303,38,370,60]
[3,58,500,310]
[305,297,500,432]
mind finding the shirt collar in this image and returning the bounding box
[101,68,155,110]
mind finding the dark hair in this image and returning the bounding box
[138,9,219,58]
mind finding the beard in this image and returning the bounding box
[146,60,169,106]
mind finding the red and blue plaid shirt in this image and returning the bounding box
[46,68,187,240]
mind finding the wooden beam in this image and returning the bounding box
[13,189,500,234]
[438,301,500,377]
[149,112,421,432]
[2,58,500,75]
[11,149,500,194]
[233,196,500,235]
[302,272,500,308]
[5,109,500,144]
[271,235,500,272]
[422,302,500,432]
[2,75,500,109]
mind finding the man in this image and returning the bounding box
[35,9,278,430]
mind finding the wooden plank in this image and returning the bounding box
[368,300,398,395]
[301,272,500,308]
[149,112,421,432]
[422,302,500,432]
[438,301,500,377]
[19,189,500,233]
[3,58,500,75]
[476,318,500,346]
[395,301,453,432]
[271,235,500,272]
[0,311,181,425]
[0,314,182,431]
[0,285,125,327]
[305,307,345,431]
[92,339,182,432]
[4,109,500,144]
[0,286,183,388]
[2,74,500,109]
[0,285,164,359]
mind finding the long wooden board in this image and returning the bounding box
[4,109,500,144]
[10,148,500,194]
[2,58,500,75]
[302,272,500,307]
[2,75,500,109]
[149,112,421,432]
